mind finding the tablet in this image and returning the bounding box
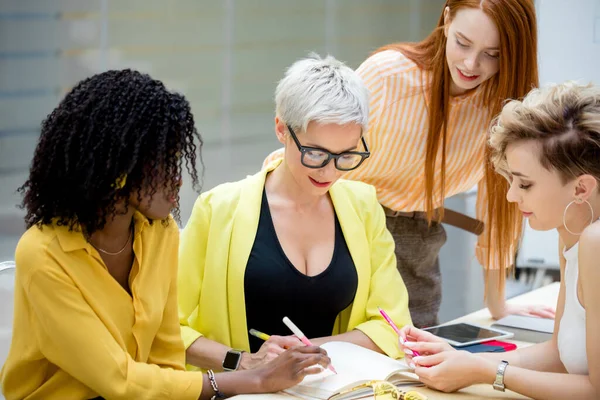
[423,322,514,347]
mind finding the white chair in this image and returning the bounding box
[0,261,15,372]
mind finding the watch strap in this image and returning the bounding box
[493,360,509,392]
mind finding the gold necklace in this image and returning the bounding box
[90,224,133,256]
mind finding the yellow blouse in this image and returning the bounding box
[178,160,412,365]
[1,213,203,400]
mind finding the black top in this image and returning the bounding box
[244,189,358,353]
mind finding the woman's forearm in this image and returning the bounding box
[477,362,598,400]
[186,336,233,371]
[481,340,566,373]
[484,269,509,319]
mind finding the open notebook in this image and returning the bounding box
[284,341,421,400]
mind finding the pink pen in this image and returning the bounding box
[377,307,421,357]
[282,316,337,374]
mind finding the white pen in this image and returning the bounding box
[282,316,337,374]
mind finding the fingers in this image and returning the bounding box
[414,365,433,380]
[257,343,286,361]
[398,325,424,343]
[257,346,332,390]
[280,335,305,348]
[291,347,330,368]
[404,341,451,355]
[259,335,304,359]
[414,365,449,391]
[413,353,445,367]
[510,304,556,319]
[398,338,414,356]
[530,305,556,319]
[294,352,331,373]
[405,327,444,344]
[267,335,304,349]
[265,343,287,355]
[289,345,327,355]
[402,346,415,357]
[305,354,331,369]
[531,310,555,319]
[398,325,411,343]
[303,366,327,376]
[280,345,330,373]
[398,326,448,364]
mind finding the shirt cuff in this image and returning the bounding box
[181,326,204,350]
[172,371,204,400]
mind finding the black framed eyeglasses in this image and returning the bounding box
[287,125,370,171]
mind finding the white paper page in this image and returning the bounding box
[287,341,413,394]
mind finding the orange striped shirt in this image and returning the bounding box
[264,50,495,265]
[343,50,490,212]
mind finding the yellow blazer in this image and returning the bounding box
[178,160,411,366]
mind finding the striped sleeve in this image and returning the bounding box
[343,53,387,182]
[344,50,430,203]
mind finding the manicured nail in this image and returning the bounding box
[404,341,415,348]
[413,356,422,364]
[404,349,414,356]
[409,362,416,368]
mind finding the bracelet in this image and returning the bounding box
[207,369,227,400]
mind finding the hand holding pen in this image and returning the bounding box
[377,307,421,360]
[243,330,304,369]
[249,319,338,374]
[249,327,335,373]
[282,316,337,374]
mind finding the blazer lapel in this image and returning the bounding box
[227,162,279,350]
[329,182,371,329]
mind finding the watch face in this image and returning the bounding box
[223,350,242,370]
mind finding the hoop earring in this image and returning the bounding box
[563,199,594,236]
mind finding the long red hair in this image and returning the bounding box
[378,0,538,291]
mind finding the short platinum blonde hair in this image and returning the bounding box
[489,81,600,184]
[275,53,369,134]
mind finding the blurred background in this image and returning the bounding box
[0,0,443,258]
[0,0,599,323]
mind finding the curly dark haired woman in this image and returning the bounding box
[0,69,329,400]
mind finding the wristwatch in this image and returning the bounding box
[222,349,244,371]
[493,360,509,392]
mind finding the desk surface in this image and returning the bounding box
[232,282,561,400]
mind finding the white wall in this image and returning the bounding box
[0,0,446,262]
[516,0,600,268]
[537,0,600,85]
